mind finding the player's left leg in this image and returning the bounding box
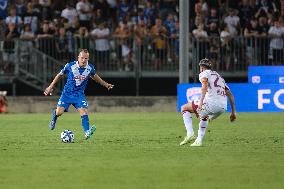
[77,108,96,139]
[191,117,208,147]
[191,105,225,147]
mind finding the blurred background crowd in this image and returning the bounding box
[0,0,284,73]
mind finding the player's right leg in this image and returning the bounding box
[190,105,225,147]
[179,101,198,146]
[49,106,65,130]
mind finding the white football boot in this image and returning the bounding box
[190,139,202,147]
[179,134,196,146]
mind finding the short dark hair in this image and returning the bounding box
[79,48,89,54]
[199,58,212,69]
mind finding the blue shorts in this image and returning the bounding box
[57,93,88,112]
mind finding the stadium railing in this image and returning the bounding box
[0,36,283,94]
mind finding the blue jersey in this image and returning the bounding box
[60,61,96,96]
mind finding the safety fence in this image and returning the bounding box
[1,36,283,78]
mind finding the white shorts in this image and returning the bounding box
[192,101,226,120]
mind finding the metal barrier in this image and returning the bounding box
[31,36,284,74]
[1,36,283,94]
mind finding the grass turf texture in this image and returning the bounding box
[0,112,283,189]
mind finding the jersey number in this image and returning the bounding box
[211,73,226,96]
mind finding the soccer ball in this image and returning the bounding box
[60,130,74,143]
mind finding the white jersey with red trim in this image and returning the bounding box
[199,70,228,109]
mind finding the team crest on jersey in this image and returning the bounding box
[186,87,201,102]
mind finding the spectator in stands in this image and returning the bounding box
[206,8,219,27]
[192,23,208,63]
[190,15,203,32]
[39,0,52,20]
[238,0,254,28]
[15,0,26,17]
[90,21,111,70]
[20,23,35,40]
[258,16,270,64]
[117,0,133,22]
[144,1,157,27]
[169,20,179,65]
[113,21,132,71]
[134,19,149,66]
[75,26,89,38]
[61,3,78,27]
[76,0,93,30]
[67,17,80,34]
[133,8,147,26]
[268,19,284,65]
[36,20,55,56]
[244,17,261,65]
[37,20,54,38]
[194,1,204,18]
[105,0,117,26]
[22,2,40,33]
[207,22,220,67]
[92,9,105,28]
[3,23,20,73]
[0,17,6,40]
[123,12,135,32]
[55,27,68,61]
[19,24,34,63]
[0,17,6,74]
[255,0,278,19]
[192,23,208,39]
[74,26,90,55]
[163,13,176,35]
[220,24,232,70]
[158,0,177,19]
[224,8,240,36]
[0,0,8,20]
[150,18,168,70]
[5,6,23,33]
[31,0,42,16]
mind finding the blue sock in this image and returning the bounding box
[81,115,90,132]
[52,110,58,122]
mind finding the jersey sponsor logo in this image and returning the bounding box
[186,87,201,102]
[74,75,87,81]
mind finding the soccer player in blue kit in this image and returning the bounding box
[44,49,114,139]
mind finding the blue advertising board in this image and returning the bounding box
[177,83,284,112]
[248,66,284,84]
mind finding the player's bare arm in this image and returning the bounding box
[225,88,237,122]
[91,74,114,90]
[44,73,63,96]
[198,77,208,109]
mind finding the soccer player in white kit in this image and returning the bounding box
[179,58,237,146]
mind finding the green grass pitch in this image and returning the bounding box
[0,112,283,189]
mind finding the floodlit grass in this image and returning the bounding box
[0,112,283,189]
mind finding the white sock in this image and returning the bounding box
[182,111,194,136]
[197,120,208,143]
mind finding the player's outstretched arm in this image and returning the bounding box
[91,74,114,90]
[225,88,237,122]
[44,73,63,96]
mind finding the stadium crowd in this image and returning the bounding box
[0,0,284,72]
